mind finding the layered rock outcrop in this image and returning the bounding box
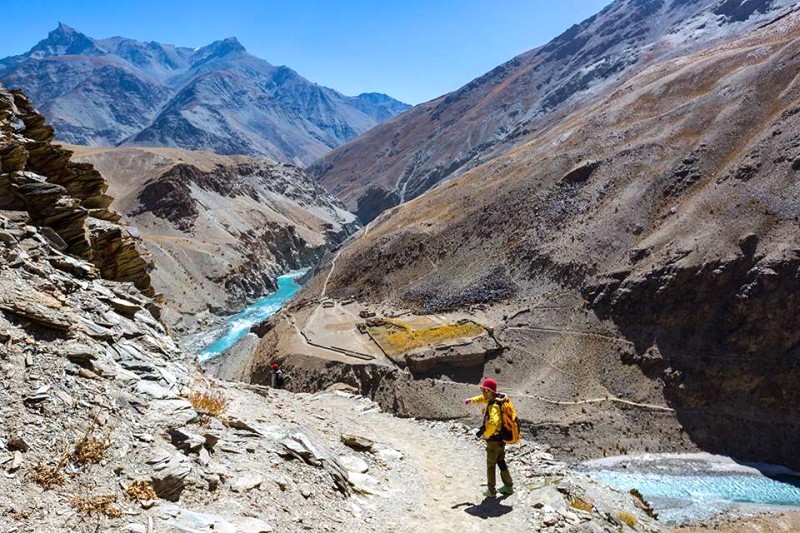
[0,84,152,294]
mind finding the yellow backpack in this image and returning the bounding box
[496,396,521,444]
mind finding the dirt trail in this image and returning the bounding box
[315,393,530,532]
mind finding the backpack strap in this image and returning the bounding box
[483,398,503,441]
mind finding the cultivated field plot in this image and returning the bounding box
[366,316,487,357]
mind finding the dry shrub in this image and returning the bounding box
[73,427,110,465]
[188,389,229,416]
[125,480,157,501]
[31,462,66,489]
[69,495,123,518]
[30,447,69,489]
[616,511,638,528]
[568,494,594,513]
[11,509,31,521]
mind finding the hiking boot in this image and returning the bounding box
[498,485,514,495]
[482,488,497,498]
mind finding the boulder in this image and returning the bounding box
[230,474,264,493]
[341,434,374,451]
[340,455,369,474]
[0,302,72,331]
[162,506,237,533]
[281,426,349,494]
[105,297,142,316]
[149,451,191,502]
[348,472,384,496]
[168,427,206,454]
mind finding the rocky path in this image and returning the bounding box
[273,391,661,533]
[313,393,529,532]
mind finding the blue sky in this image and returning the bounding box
[0,1,611,105]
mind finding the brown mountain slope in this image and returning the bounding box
[70,146,359,332]
[257,11,800,469]
[312,0,798,223]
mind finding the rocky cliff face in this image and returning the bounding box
[312,0,797,222]
[0,24,410,166]
[0,84,152,294]
[71,146,360,332]
[267,9,800,469]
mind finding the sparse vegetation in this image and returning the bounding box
[30,447,70,489]
[188,388,229,416]
[10,509,31,521]
[69,494,123,518]
[73,424,110,465]
[125,480,157,501]
[616,511,638,528]
[31,462,66,489]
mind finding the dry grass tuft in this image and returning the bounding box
[188,389,229,416]
[73,426,110,465]
[568,494,594,513]
[10,509,31,521]
[30,462,66,489]
[125,480,157,501]
[70,494,123,518]
[616,511,638,528]
[30,447,70,489]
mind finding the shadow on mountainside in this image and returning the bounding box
[586,251,800,470]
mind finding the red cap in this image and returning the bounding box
[271,363,280,370]
[479,378,498,393]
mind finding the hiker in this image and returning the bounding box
[270,363,286,389]
[464,377,514,497]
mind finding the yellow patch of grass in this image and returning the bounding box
[381,322,485,355]
[616,511,638,528]
[125,480,157,501]
[70,495,123,518]
[188,389,229,416]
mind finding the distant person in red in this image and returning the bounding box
[465,377,514,497]
[270,363,286,389]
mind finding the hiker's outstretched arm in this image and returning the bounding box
[464,394,486,405]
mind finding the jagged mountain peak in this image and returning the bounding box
[357,92,397,103]
[53,21,80,35]
[30,22,103,57]
[190,37,249,66]
[0,27,409,164]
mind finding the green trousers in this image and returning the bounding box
[486,440,513,492]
